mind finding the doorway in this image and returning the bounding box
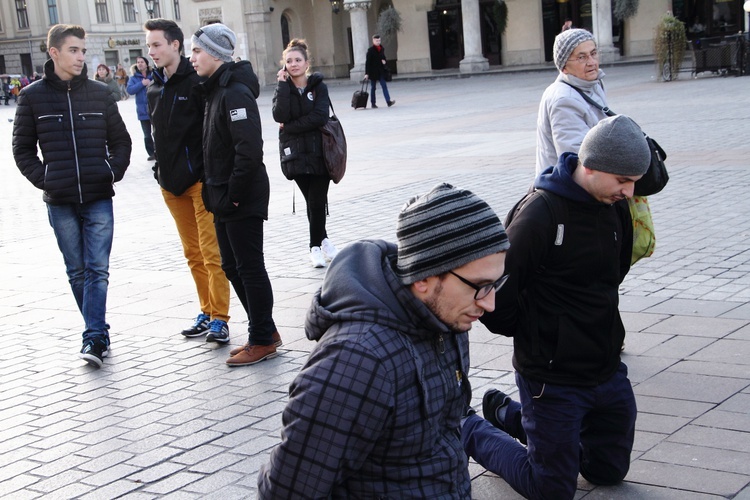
[427,0,503,70]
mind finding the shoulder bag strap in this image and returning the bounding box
[561,81,616,117]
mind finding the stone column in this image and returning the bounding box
[459,0,489,73]
[345,0,372,82]
[241,0,276,85]
[591,0,619,64]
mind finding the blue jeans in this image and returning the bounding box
[369,76,391,105]
[462,363,637,500]
[214,217,277,345]
[47,199,114,343]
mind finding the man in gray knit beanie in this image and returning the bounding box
[464,97,644,499]
[191,23,235,63]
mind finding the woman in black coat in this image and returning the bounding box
[272,39,338,268]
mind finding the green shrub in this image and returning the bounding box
[654,13,687,81]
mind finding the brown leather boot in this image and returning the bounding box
[226,344,277,366]
[229,331,282,356]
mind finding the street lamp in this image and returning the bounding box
[329,0,340,14]
[144,0,155,19]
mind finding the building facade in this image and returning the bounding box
[0,0,746,83]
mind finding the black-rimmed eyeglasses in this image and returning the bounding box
[448,271,509,300]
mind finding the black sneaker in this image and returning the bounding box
[80,339,106,368]
[102,335,110,358]
[206,319,230,344]
[483,389,511,430]
[181,313,210,337]
[371,103,378,109]
[387,100,396,107]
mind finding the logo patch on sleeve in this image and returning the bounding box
[230,108,248,121]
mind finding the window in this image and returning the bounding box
[281,15,290,49]
[0,55,6,75]
[47,0,58,25]
[173,0,181,21]
[16,0,30,29]
[105,50,119,68]
[96,0,109,23]
[123,0,136,23]
[47,0,60,26]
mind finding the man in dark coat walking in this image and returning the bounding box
[364,34,395,109]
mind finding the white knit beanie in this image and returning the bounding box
[191,23,235,63]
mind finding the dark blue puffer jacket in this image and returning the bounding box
[12,59,132,205]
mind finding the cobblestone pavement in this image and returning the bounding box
[1,62,748,499]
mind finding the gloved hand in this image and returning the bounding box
[152,162,159,182]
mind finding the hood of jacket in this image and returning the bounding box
[95,75,114,84]
[151,56,199,87]
[202,60,260,98]
[305,71,324,91]
[43,58,89,91]
[535,152,600,204]
[306,239,454,343]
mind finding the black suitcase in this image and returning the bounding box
[351,79,369,109]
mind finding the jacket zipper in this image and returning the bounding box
[66,82,84,204]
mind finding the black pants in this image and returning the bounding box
[295,175,330,248]
[214,216,276,345]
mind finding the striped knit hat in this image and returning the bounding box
[553,28,595,72]
[395,183,510,285]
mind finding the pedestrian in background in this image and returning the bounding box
[94,63,122,103]
[115,63,129,100]
[12,24,132,368]
[272,38,339,268]
[144,18,231,343]
[364,34,395,109]
[536,29,607,174]
[127,55,156,160]
[190,23,282,366]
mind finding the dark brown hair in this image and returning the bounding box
[144,18,184,53]
[47,24,86,51]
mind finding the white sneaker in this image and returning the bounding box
[321,238,339,261]
[310,246,326,268]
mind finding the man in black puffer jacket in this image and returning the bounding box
[12,24,131,369]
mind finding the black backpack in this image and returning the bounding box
[505,188,568,247]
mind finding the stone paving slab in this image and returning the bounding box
[1,63,749,497]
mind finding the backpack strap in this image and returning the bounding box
[505,187,566,247]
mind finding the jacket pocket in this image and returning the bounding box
[201,181,236,217]
[279,143,300,181]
